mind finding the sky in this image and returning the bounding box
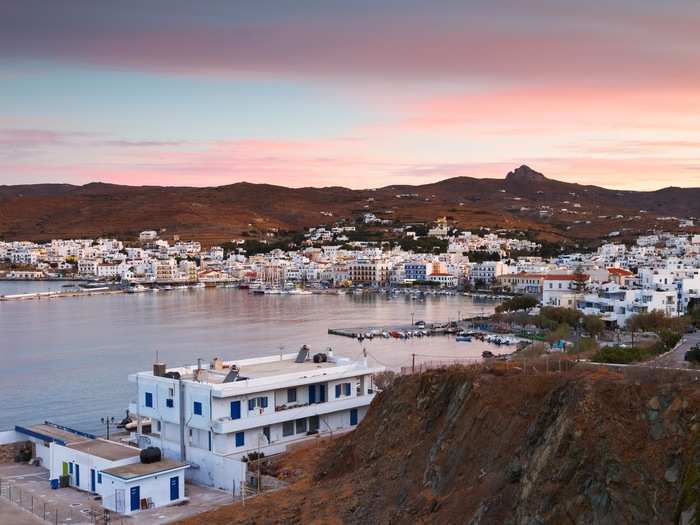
[1,1,699,190]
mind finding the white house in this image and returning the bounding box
[14,422,189,516]
[128,350,383,491]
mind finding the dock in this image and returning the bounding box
[0,289,124,301]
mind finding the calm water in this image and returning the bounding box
[0,284,498,434]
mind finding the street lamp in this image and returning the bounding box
[100,417,116,440]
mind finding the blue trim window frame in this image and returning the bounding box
[193,401,203,415]
[235,431,245,447]
[144,392,153,408]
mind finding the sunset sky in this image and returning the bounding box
[1,1,699,190]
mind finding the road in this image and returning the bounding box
[651,332,700,369]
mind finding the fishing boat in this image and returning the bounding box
[455,334,472,342]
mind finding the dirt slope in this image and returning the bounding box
[179,366,700,524]
[1,166,698,243]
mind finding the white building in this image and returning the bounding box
[129,350,383,490]
[14,423,189,516]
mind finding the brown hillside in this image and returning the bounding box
[1,166,698,243]
[179,366,700,524]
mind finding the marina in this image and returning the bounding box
[0,283,501,434]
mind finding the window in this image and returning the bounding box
[144,392,153,408]
[248,399,255,411]
[336,383,351,398]
[296,418,307,434]
[193,401,202,415]
[235,431,245,447]
[335,384,341,398]
[344,383,351,396]
[166,398,174,408]
[287,388,297,403]
[230,400,241,420]
[309,415,320,432]
[97,472,102,484]
[259,396,268,409]
[282,421,294,437]
[156,420,161,432]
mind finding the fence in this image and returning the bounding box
[0,477,123,525]
[400,355,577,376]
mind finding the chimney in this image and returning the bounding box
[153,362,166,377]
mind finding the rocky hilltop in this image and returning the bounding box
[1,166,698,244]
[181,366,700,525]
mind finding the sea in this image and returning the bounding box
[0,282,499,434]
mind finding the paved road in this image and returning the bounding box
[652,332,700,369]
[0,500,44,525]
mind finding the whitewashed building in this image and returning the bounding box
[129,350,383,491]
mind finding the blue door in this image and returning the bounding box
[130,486,140,511]
[75,464,80,487]
[308,384,316,404]
[319,384,326,403]
[350,408,358,426]
[90,469,96,492]
[170,476,179,501]
[230,400,241,419]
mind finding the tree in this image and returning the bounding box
[571,265,588,295]
[495,295,539,313]
[583,315,605,338]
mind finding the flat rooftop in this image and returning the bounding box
[20,424,91,445]
[102,459,188,480]
[66,439,140,461]
[163,353,349,385]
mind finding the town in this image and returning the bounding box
[2,221,699,328]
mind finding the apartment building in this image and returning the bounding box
[129,350,383,490]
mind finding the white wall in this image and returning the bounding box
[100,468,187,515]
[48,442,139,492]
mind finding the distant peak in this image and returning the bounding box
[505,165,547,183]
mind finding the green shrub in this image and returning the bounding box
[592,345,648,364]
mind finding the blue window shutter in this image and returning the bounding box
[193,401,202,415]
[230,401,241,420]
[335,384,341,398]
[69,463,73,474]
[145,392,153,408]
[97,472,102,483]
[344,383,351,396]
[319,384,326,403]
[309,385,316,404]
[235,431,245,447]
[166,398,174,408]
[248,399,255,411]
[260,397,268,408]
[350,408,358,425]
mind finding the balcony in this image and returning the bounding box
[212,394,373,434]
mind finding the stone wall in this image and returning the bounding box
[0,441,32,464]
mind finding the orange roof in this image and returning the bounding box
[607,268,634,276]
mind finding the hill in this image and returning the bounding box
[179,366,700,524]
[0,166,698,244]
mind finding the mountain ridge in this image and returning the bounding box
[0,166,698,244]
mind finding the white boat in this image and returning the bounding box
[126,285,147,293]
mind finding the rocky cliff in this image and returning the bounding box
[181,366,700,525]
